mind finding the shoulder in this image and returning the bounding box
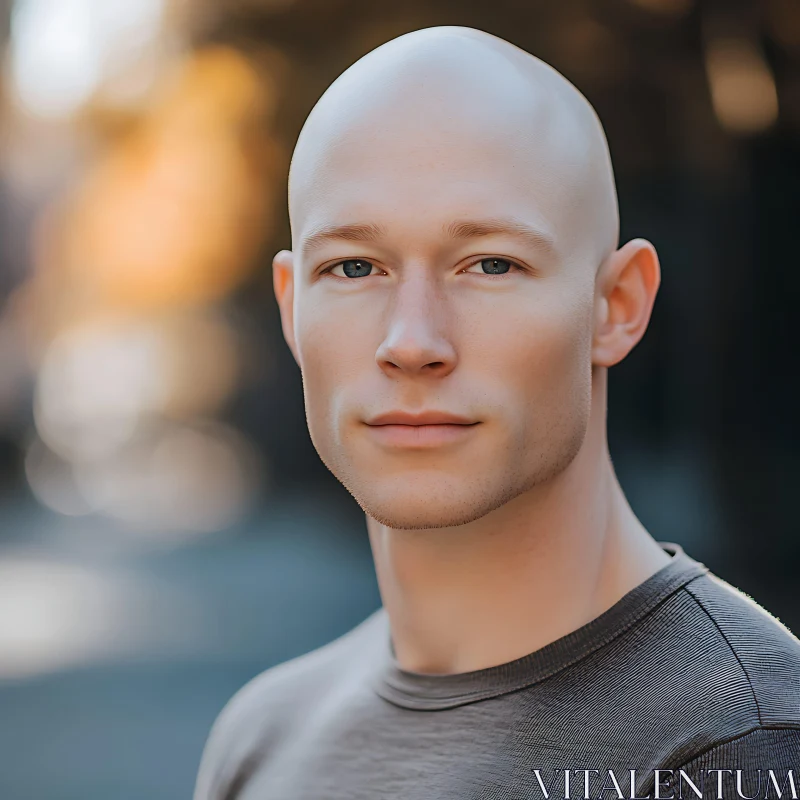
[638,727,800,798]
[635,569,800,785]
[192,607,386,800]
[681,571,800,727]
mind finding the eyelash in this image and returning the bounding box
[320,257,525,279]
[461,258,525,277]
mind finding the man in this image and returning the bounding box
[194,26,800,800]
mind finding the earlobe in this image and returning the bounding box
[591,238,660,368]
[272,249,300,365]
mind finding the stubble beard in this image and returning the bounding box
[316,414,589,531]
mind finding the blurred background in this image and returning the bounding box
[0,0,797,796]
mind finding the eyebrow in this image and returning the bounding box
[444,218,557,260]
[300,217,558,260]
[301,223,386,255]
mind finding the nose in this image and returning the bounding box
[375,272,457,378]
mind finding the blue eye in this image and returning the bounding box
[479,258,512,274]
[331,259,374,278]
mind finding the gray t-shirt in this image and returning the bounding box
[193,542,800,800]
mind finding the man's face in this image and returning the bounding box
[283,110,598,530]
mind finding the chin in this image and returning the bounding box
[362,504,494,531]
[343,473,526,531]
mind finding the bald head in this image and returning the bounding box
[289,26,619,269]
[273,26,659,531]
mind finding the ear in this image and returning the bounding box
[272,249,300,365]
[592,238,661,368]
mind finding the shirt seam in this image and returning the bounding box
[672,724,800,770]
[682,585,763,726]
[635,724,800,797]
[376,567,709,711]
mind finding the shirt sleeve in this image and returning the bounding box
[193,704,237,800]
[655,728,800,800]
[192,677,272,800]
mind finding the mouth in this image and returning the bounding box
[363,411,480,449]
[365,410,477,426]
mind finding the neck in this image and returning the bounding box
[366,369,670,675]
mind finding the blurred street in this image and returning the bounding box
[0,0,798,797]
[0,490,380,799]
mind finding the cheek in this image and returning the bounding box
[482,289,594,463]
[297,293,380,375]
[464,285,594,402]
[295,304,338,419]
[294,294,379,439]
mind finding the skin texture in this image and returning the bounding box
[273,26,671,674]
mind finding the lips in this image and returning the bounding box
[363,411,480,448]
[365,410,477,426]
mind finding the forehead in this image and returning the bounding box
[291,115,579,256]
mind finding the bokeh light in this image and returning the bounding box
[8,0,164,118]
[705,35,779,135]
